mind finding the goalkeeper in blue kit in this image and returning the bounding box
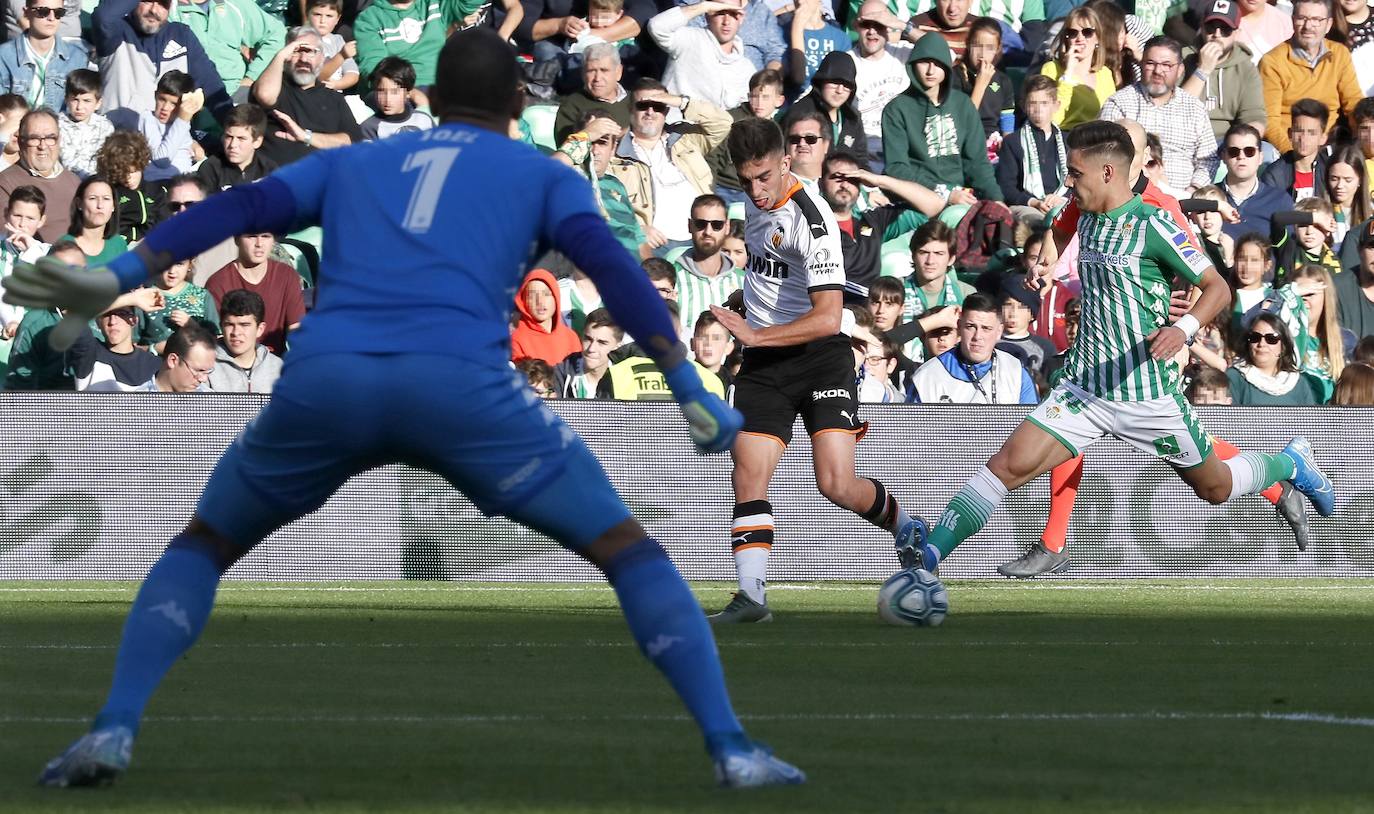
[11,29,804,790]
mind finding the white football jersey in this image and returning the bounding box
[742,178,846,332]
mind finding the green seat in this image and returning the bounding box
[663,244,690,265]
[522,104,559,152]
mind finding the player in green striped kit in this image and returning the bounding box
[896,121,1336,575]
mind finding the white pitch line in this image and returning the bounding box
[2,583,1374,594]
[3,710,1373,728]
[4,639,1369,651]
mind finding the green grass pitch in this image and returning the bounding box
[3,580,1374,813]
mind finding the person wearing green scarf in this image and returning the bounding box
[901,218,973,325]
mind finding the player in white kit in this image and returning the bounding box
[706,117,924,623]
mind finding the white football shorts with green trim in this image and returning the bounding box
[1027,380,1213,468]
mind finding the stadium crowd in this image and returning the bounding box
[0,0,1371,404]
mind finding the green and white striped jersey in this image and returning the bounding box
[1062,195,1210,401]
[674,256,744,334]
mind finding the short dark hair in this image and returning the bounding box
[224,103,268,139]
[371,56,417,92]
[727,117,784,167]
[748,68,784,93]
[1186,366,1231,399]
[155,70,194,99]
[642,257,676,285]
[579,108,615,127]
[1065,120,1135,165]
[691,193,727,215]
[0,94,28,119]
[783,109,831,138]
[165,322,218,361]
[1021,73,1057,103]
[822,149,869,175]
[64,69,102,99]
[693,309,724,334]
[582,307,623,339]
[631,77,668,95]
[219,289,266,325]
[1290,98,1331,129]
[1141,34,1183,60]
[167,173,210,198]
[6,184,44,215]
[70,175,119,240]
[1222,122,1262,148]
[432,28,521,122]
[960,292,1000,317]
[868,276,904,303]
[910,219,956,252]
[305,0,341,11]
[1354,96,1374,125]
[47,239,82,263]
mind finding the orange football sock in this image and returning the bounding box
[1041,455,1084,554]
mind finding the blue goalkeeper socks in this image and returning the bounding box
[603,539,747,757]
[93,538,222,734]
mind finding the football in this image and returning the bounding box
[877,568,949,627]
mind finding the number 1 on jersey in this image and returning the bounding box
[401,147,460,234]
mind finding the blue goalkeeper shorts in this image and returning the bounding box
[196,352,633,551]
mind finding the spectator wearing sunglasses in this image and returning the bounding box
[1226,313,1328,405]
[605,77,731,253]
[1210,122,1291,240]
[649,0,756,111]
[1179,0,1267,143]
[782,110,830,181]
[674,193,743,333]
[0,0,87,111]
[2,0,80,43]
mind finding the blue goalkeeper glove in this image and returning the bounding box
[662,361,742,454]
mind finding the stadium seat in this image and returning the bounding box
[522,105,559,152]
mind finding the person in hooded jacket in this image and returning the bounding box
[1180,0,1269,142]
[511,267,583,365]
[881,32,1000,208]
[786,50,867,161]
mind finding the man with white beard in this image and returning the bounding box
[253,26,363,166]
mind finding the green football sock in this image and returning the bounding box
[1223,452,1296,501]
[930,466,1008,559]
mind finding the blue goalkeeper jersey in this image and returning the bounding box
[268,123,601,366]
